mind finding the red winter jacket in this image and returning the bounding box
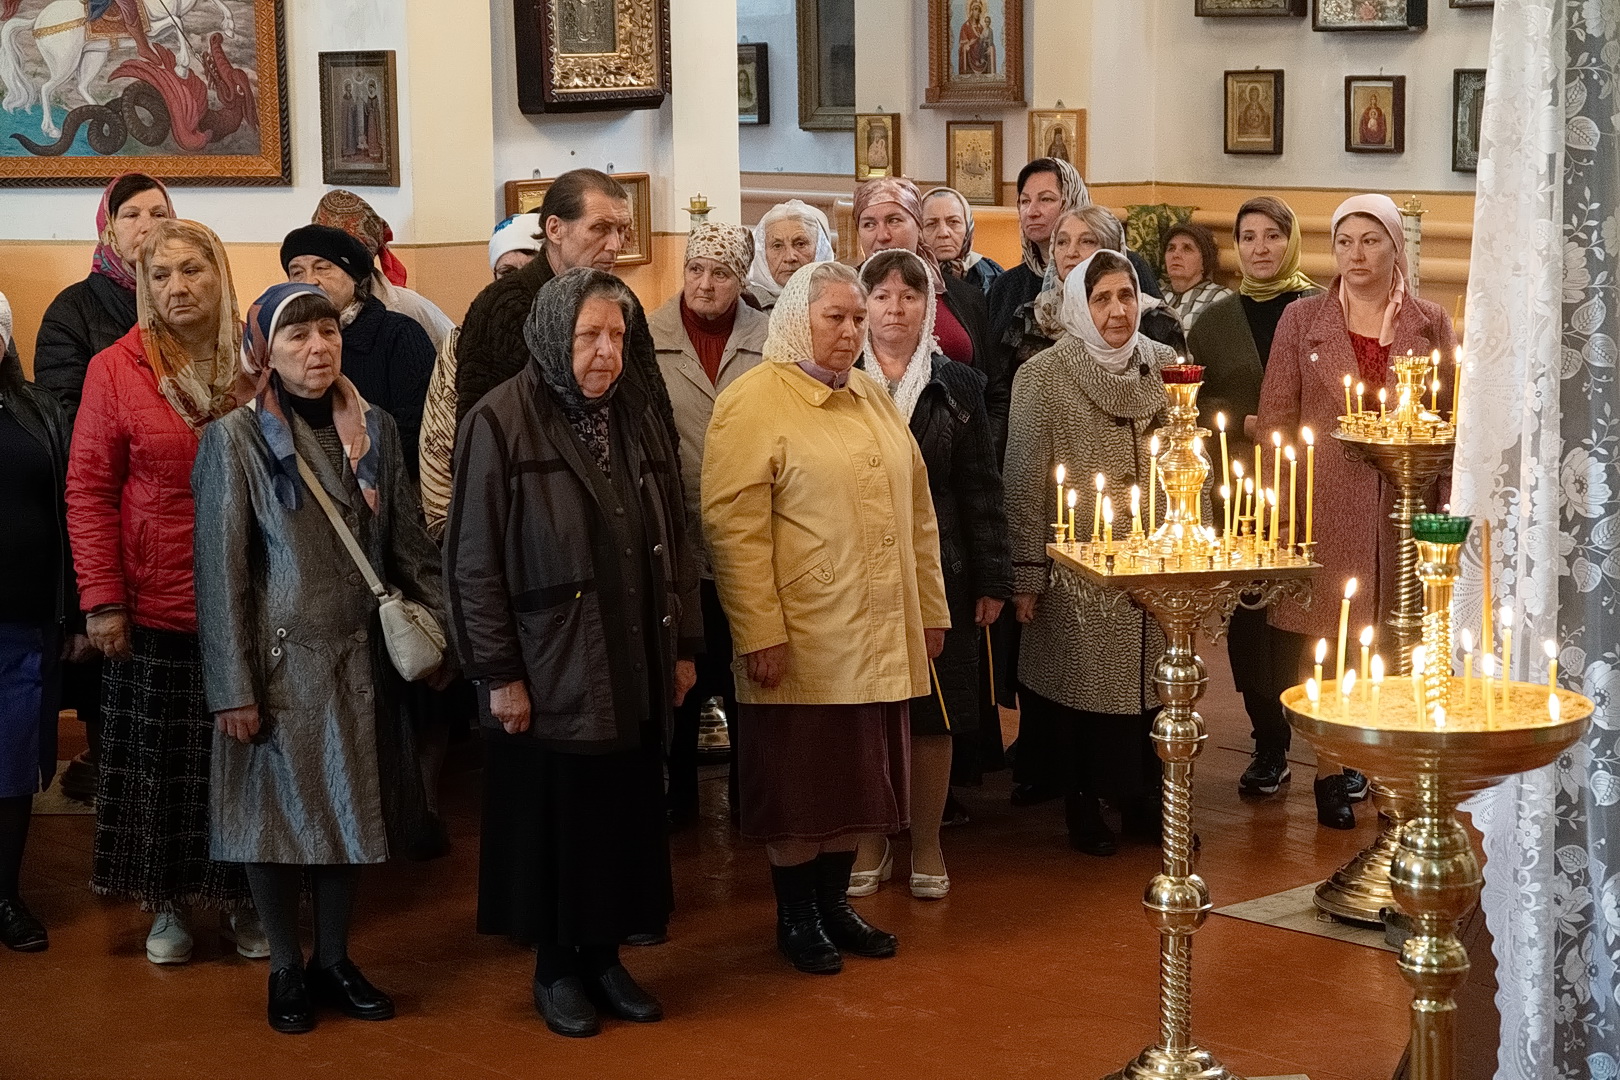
[66,327,205,634]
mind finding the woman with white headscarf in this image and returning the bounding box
[1256,193,1456,828]
[1003,250,1175,857]
[920,186,1005,295]
[746,200,835,310]
[848,250,1010,900]
[702,261,949,975]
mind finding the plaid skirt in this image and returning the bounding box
[91,626,247,912]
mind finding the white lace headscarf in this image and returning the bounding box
[1060,251,1145,376]
[859,249,939,420]
[749,200,836,305]
[764,261,825,365]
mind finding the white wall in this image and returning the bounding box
[1135,0,1492,191]
[737,0,851,176]
[0,0,416,242]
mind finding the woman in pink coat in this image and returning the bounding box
[1255,194,1456,828]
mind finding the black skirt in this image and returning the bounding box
[477,724,673,947]
[909,587,979,739]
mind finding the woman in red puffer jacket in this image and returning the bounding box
[66,219,260,965]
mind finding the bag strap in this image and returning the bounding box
[293,453,389,600]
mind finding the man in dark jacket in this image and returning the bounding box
[454,170,675,441]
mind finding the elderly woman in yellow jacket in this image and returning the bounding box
[703,261,950,977]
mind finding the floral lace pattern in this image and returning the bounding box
[1460,2,1620,1076]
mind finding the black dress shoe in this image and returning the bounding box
[588,964,663,1022]
[1342,768,1371,802]
[268,967,315,1035]
[533,975,600,1037]
[941,792,971,827]
[813,852,897,958]
[769,862,842,974]
[308,959,395,1021]
[1065,793,1118,856]
[0,898,48,952]
[1315,775,1357,830]
[1239,748,1292,796]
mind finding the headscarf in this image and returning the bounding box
[919,186,983,278]
[489,213,542,270]
[763,262,825,367]
[241,281,381,511]
[525,268,628,474]
[1059,252,1145,376]
[1235,204,1319,303]
[312,189,408,287]
[748,200,835,304]
[134,219,252,432]
[1018,157,1090,275]
[1034,208,1155,339]
[853,176,946,293]
[1331,194,1408,347]
[93,172,173,292]
[860,249,939,420]
[685,222,754,283]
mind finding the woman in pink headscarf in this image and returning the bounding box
[1255,193,1456,829]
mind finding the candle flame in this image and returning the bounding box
[1544,639,1557,659]
[1095,472,1106,492]
[1233,460,1244,479]
[1130,485,1140,511]
[1217,412,1227,432]
[1501,604,1514,626]
[1066,488,1078,508]
[1220,484,1231,499]
[1461,627,1474,654]
[1343,374,1352,388]
[1285,445,1296,462]
[1355,380,1365,396]
[1378,388,1387,403]
[1431,348,1441,364]
[1244,478,1253,495]
[1102,497,1114,524]
[1434,704,1446,729]
[1549,694,1561,721]
[1150,434,1161,453]
[1302,426,1314,446]
[1482,654,1495,678]
[1315,639,1328,663]
[1412,645,1425,674]
[1341,668,1357,696]
[1371,654,1385,683]
[1360,626,1373,647]
[1306,677,1320,703]
[1055,464,1066,486]
[1267,488,1277,506]
[1272,430,1282,448]
[1344,577,1359,600]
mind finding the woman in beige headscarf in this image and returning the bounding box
[66,219,261,966]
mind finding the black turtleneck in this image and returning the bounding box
[282,386,347,471]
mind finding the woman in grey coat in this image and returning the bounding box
[192,282,448,1036]
[1004,251,1174,857]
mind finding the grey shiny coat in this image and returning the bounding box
[192,403,446,864]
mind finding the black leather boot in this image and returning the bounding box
[1315,774,1357,830]
[770,861,842,974]
[1065,792,1118,856]
[813,851,897,958]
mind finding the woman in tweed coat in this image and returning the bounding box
[1004,251,1173,856]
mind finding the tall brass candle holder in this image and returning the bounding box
[1316,356,1456,926]
[1049,366,1319,1080]
[1281,513,1592,1080]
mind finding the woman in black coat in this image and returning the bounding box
[850,250,1012,901]
[0,296,85,952]
[280,225,435,480]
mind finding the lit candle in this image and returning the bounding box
[1431,349,1442,412]
[1314,638,1327,688]
[1545,639,1558,691]
[1481,520,1494,656]
[1336,577,1358,683]
[1286,445,1298,552]
[1356,381,1366,416]
[1500,603,1514,708]
[1102,496,1114,548]
[1343,374,1354,418]
[1370,654,1384,722]
[1055,464,1066,524]
[1340,668,1357,714]
[1460,627,1474,702]
[1220,484,1232,540]
[1378,387,1387,421]
[1302,427,1315,544]
[1130,484,1142,536]
[1243,478,1254,529]
[1092,473,1105,543]
[1411,645,1426,714]
[1267,487,1279,552]
[1148,435,1160,534]
[1066,488,1079,543]
[1482,653,1496,727]
[1216,412,1230,499]
[1253,442,1263,515]
[1452,347,1465,424]
[1359,626,1373,700]
[1306,676,1320,707]
[1549,693,1561,722]
[1270,431,1282,522]
[1233,461,1245,518]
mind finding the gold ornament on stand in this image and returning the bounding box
[1047,364,1320,1080]
[1282,512,1593,1080]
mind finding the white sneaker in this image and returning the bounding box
[146,911,193,965]
[222,909,271,960]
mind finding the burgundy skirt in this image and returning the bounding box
[737,701,910,843]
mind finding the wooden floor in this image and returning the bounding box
[4,650,1407,1080]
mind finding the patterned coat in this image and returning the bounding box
[1004,335,1176,714]
[192,403,445,864]
[1255,284,1457,641]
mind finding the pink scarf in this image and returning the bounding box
[1331,194,1408,347]
[92,173,174,292]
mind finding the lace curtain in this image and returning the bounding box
[1457,1,1620,1077]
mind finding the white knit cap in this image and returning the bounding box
[489,213,543,270]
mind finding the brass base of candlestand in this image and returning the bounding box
[1313,786,1405,927]
[1053,545,1315,1080]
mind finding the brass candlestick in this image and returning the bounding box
[1282,514,1593,1080]
[1315,408,1455,926]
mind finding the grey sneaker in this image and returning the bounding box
[1239,748,1292,796]
[146,911,193,965]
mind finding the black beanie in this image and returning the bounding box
[279,224,373,283]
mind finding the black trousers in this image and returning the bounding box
[667,579,736,820]
[1016,686,1161,808]
[1225,607,1307,754]
[61,655,102,761]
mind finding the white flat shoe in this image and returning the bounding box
[909,869,950,900]
[847,841,893,898]
[146,911,193,965]
[222,908,271,959]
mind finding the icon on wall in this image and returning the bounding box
[1195,0,1305,15]
[796,0,854,131]
[946,120,1003,206]
[502,172,653,266]
[1028,108,1086,174]
[924,0,1025,107]
[1452,69,1486,172]
[1344,75,1406,153]
[854,112,901,179]
[512,0,671,113]
[1314,0,1427,30]
[738,43,770,126]
[1224,70,1285,155]
[318,51,400,187]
